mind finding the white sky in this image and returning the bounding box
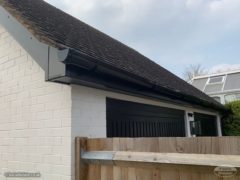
[45,0,240,77]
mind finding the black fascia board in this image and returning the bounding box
[60,49,225,112]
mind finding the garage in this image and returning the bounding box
[194,113,218,136]
[107,98,186,137]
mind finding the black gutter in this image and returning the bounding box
[62,49,225,112]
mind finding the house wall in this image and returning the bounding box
[71,85,220,138]
[0,25,73,180]
[70,85,221,179]
[0,17,221,180]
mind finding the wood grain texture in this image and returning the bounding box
[75,137,81,180]
[76,137,88,180]
[76,137,240,180]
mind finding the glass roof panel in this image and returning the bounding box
[208,76,224,84]
[204,84,223,93]
[192,78,208,91]
[224,73,240,91]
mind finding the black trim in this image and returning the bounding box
[61,50,225,111]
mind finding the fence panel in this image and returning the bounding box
[76,137,240,180]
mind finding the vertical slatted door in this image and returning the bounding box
[194,113,218,136]
[107,98,185,137]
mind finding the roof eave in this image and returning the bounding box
[58,49,226,112]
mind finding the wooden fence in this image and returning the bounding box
[75,137,240,180]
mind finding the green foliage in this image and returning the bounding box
[222,100,240,136]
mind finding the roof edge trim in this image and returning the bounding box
[62,49,225,112]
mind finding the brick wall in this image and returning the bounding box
[0,25,72,180]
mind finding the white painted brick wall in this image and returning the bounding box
[0,25,72,180]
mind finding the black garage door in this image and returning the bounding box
[107,98,185,137]
[194,113,217,136]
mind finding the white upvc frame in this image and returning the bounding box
[203,75,226,94]
[185,111,195,137]
[216,115,222,136]
[185,111,191,137]
[206,75,225,85]
[185,111,222,137]
[222,74,228,91]
[224,93,240,104]
[192,69,240,80]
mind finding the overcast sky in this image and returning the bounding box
[45,0,240,77]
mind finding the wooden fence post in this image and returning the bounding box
[75,137,88,180]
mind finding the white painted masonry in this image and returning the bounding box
[0,22,221,180]
[0,25,72,180]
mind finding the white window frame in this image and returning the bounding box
[224,93,240,104]
[207,75,225,85]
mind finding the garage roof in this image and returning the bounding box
[0,0,224,111]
